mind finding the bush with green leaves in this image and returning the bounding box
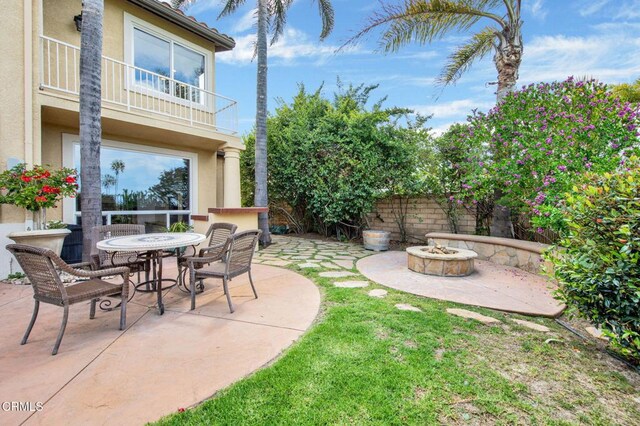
[455,77,640,233]
[425,123,493,234]
[545,156,640,362]
[241,82,426,238]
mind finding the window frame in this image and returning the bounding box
[123,13,213,106]
[61,133,199,226]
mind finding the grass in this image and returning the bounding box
[156,258,640,425]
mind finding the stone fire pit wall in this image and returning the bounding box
[425,233,550,274]
[406,246,478,277]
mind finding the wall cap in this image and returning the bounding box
[425,232,550,254]
[208,207,269,214]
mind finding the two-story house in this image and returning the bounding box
[0,0,246,276]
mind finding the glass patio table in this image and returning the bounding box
[96,232,206,314]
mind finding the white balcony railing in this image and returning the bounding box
[39,35,238,135]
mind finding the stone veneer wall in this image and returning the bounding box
[427,235,549,274]
[368,197,476,243]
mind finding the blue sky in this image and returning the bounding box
[182,0,640,136]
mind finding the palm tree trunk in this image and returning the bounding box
[254,0,271,246]
[79,0,104,260]
[495,39,522,102]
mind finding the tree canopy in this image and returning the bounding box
[241,82,428,238]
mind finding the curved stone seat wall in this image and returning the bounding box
[425,233,550,274]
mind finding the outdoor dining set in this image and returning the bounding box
[6,223,262,355]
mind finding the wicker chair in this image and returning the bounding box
[186,229,261,312]
[90,224,150,283]
[7,244,130,356]
[176,222,238,291]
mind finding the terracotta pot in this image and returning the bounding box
[7,229,71,256]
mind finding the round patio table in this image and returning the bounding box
[97,232,206,315]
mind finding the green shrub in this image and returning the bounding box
[455,78,640,233]
[545,156,640,361]
[46,220,68,230]
[241,82,427,238]
[167,221,193,233]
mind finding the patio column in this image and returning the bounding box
[223,147,242,208]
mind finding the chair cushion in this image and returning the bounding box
[36,279,124,305]
[195,262,227,277]
[195,262,248,279]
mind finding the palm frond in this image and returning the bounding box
[437,25,498,86]
[218,0,249,19]
[269,0,295,45]
[170,0,196,9]
[315,0,335,40]
[343,0,505,52]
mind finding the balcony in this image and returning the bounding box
[39,35,238,135]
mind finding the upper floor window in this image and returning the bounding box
[125,13,209,103]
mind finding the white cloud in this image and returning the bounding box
[519,33,640,84]
[217,27,359,66]
[579,0,610,17]
[615,0,640,19]
[231,8,257,33]
[395,51,439,60]
[428,121,459,137]
[527,0,547,20]
[408,99,494,120]
[180,0,218,15]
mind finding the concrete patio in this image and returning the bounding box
[357,251,564,317]
[0,261,320,425]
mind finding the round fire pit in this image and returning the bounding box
[406,246,478,277]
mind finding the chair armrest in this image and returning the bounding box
[184,254,221,266]
[51,255,130,279]
[68,262,92,270]
[198,243,225,258]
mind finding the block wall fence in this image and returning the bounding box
[366,197,476,242]
[269,197,476,242]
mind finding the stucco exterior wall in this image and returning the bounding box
[367,197,476,243]
[1,0,28,224]
[42,0,217,88]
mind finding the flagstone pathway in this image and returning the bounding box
[253,236,371,270]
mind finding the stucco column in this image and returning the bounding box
[223,147,242,208]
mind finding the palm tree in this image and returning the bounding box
[103,174,116,195]
[172,0,335,246]
[111,159,125,196]
[78,0,104,259]
[347,0,523,101]
[348,0,522,237]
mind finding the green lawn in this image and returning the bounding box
[156,261,640,425]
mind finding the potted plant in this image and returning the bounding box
[0,164,78,254]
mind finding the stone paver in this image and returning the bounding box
[357,251,565,317]
[0,262,319,425]
[368,289,388,298]
[512,319,550,332]
[320,262,342,269]
[395,303,422,312]
[334,280,369,288]
[299,263,321,268]
[585,326,609,341]
[319,271,357,278]
[446,308,501,324]
[332,259,355,270]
